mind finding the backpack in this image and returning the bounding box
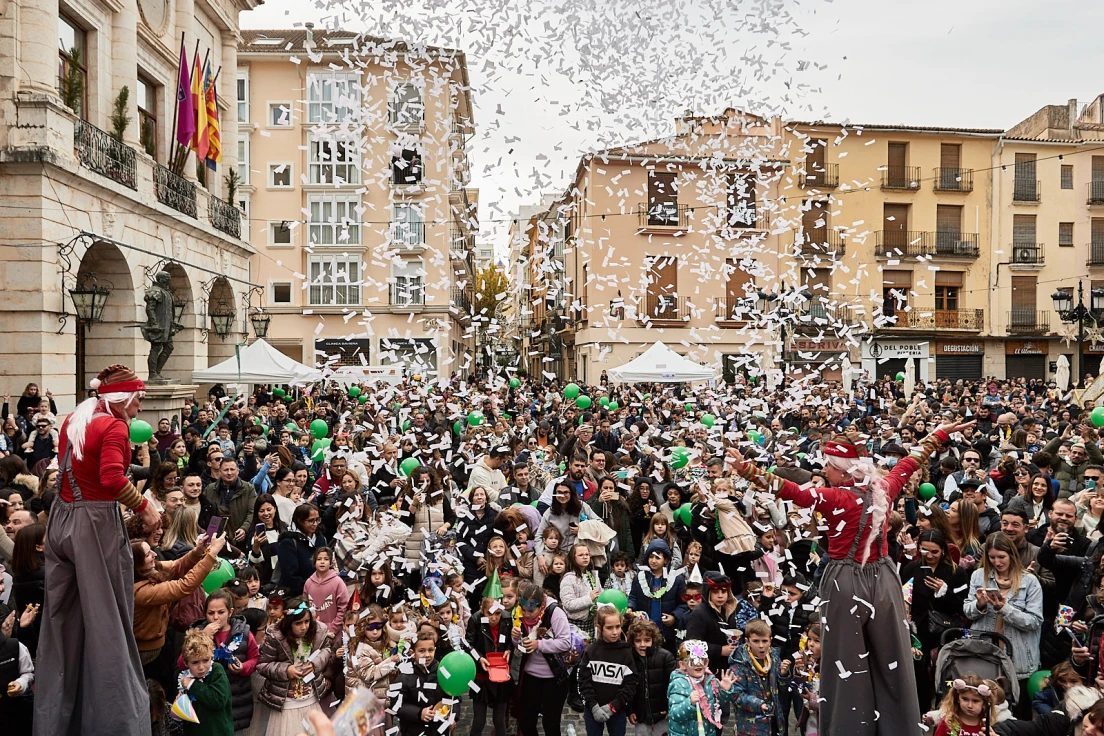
[513,602,590,684]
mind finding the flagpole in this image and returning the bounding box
[169,32,184,166]
[176,39,202,172]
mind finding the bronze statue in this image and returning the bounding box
[142,270,182,383]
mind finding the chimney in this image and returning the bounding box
[305,22,314,49]
[1069,98,1078,138]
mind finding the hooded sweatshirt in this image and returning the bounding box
[303,569,350,629]
[577,636,639,713]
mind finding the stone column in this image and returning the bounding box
[220,35,238,188]
[19,0,61,96]
[112,0,140,145]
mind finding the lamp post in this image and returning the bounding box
[1051,281,1104,387]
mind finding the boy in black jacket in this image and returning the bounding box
[627,617,677,735]
[578,606,640,736]
[394,632,446,736]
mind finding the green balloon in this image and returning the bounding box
[747,429,762,444]
[468,410,484,427]
[201,559,235,594]
[575,395,592,409]
[1092,407,1104,428]
[438,651,477,696]
[670,446,690,469]
[685,403,694,412]
[596,588,628,614]
[358,395,368,404]
[273,387,286,398]
[558,462,566,472]
[402,419,410,431]
[599,396,610,407]
[310,419,329,440]
[509,377,521,388]
[896,371,905,381]
[129,419,154,444]
[310,437,332,461]
[563,383,581,400]
[284,423,297,431]
[348,386,361,398]
[674,503,693,527]
[608,401,619,412]
[701,414,715,428]
[454,420,464,436]
[918,482,937,501]
[399,457,420,477]
[1027,670,1051,700]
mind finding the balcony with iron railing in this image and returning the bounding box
[1090,241,1104,266]
[800,162,838,189]
[1009,243,1044,267]
[154,162,197,218]
[881,165,921,191]
[933,167,974,193]
[638,202,689,230]
[208,195,241,239]
[875,231,979,258]
[714,295,758,323]
[390,282,425,308]
[1089,180,1104,205]
[637,295,689,324]
[885,308,984,332]
[795,301,859,329]
[1007,308,1050,334]
[450,287,472,316]
[794,229,845,257]
[722,208,770,232]
[1012,178,1042,204]
[390,220,426,250]
[74,119,137,190]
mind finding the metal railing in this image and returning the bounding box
[1089,180,1104,205]
[795,229,845,256]
[1010,243,1044,265]
[933,167,974,192]
[888,308,984,331]
[801,162,838,189]
[714,295,758,322]
[724,208,769,230]
[390,282,425,307]
[391,220,426,248]
[391,158,423,186]
[638,202,689,228]
[881,165,921,190]
[1007,309,1050,334]
[1012,178,1041,203]
[450,287,471,314]
[1090,242,1104,266]
[796,301,858,327]
[74,119,137,190]
[154,162,196,217]
[638,294,688,322]
[874,231,979,258]
[208,195,241,238]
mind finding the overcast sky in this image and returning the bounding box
[240,0,1104,255]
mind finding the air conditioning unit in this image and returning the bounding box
[1015,247,1037,263]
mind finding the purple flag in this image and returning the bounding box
[175,43,195,146]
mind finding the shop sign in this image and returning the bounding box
[936,341,983,355]
[862,340,928,359]
[1004,340,1046,355]
[789,338,848,353]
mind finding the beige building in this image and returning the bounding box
[0,0,257,409]
[237,28,477,378]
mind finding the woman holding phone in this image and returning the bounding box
[963,531,1043,717]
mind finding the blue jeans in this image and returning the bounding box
[583,709,628,736]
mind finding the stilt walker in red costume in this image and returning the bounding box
[34,365,160,736]
[731,419,975,736]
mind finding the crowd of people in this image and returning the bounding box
[7,369,1104,736]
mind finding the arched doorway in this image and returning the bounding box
[161,263,196,384]
[74,240,140,396]
[205,277,238,372]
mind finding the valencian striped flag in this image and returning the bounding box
[204,60,221,170]
[175,42,195,146]
[190,51,209,160]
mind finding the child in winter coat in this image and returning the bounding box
[302,546,350,630]
[465,596,512,736]
[578,605,639,736]
[256,598,334,733]
[178,629,234,736]
[605,552,633,595]
[394,631,448,736]
[346,604,401,701]
[667,638,737,736]
[627,617,677,736]
[795,622,822,736]
[729,618,792,736]
[627,539,689,652]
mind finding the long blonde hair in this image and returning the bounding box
[981,532,1025,594]
[161,503,199,551]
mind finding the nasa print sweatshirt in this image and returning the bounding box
[578,637,640,713]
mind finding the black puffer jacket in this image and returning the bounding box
[187,616,256,731]
[631,644,676,725]
[276,528,319,596]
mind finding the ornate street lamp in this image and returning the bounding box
[69,274,112,326]
[249,308,271,339]
[210,301,236,340]
[174,298,187,324]
[1051,281,1104,386]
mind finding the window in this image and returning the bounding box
[308,194,360,245]
[391,149,423,186]
[308,254,360,306]
[237,138,250,184]
[269,221,293,247]
[727,174,757,228]
[391,260,425,306]
[1059,222,1074,247]
[136,75,157,157]
[646,170,679,225]
[238,196,250,241]
[391,204,425,247]
[236,73,249,123]
[268,163,292,188]
[882,270,911,320]
[268,102,292,127]
[271,282,292,305]
[1061,165,1074,190]
[389,82,424,127]
[308,136,359,185]
[307,72,358,123]
[58,15,87,118]
[935,286,959,311]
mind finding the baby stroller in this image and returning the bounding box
[934,629,1020,706]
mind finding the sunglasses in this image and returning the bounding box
[520,598,543,611]
[681,593,703,602]
[365,622,385,632]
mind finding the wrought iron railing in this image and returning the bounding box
[796,301,858,327]
[638,295,688,322]
[74,119,137,190]
[390,282,425,307]
[1007,309,1050,334]
[887,308,984,331]
[801,162,838,189]
[154,162,197,218]
[795,229,845,256]
[714,296,758,322]
[933,167,974,192]
[391,220,426,248]
[451,287,471,314]
[881,165,921,190]
[208,195,241,238]
[1010,243,1044,265]
[1012,178,1041,203]
[1089,180,1104,205]
[638,202,689,229]
[1089,241,1104,266]
[875,231,979,258]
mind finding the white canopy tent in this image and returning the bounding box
[607,342,718,383]
[191,339,320,385]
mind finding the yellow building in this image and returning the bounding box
[238,27,476,377]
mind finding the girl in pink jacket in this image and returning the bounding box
[302,546,350,630]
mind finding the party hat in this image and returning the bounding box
[350,588,362,611]
[688,564,703,584]
[172,693,200,724]
[483,569,503,599]
[429,579,449,607]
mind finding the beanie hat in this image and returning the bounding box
[644,538,672,560]
[89,364,145,394]
[823,425,869,460]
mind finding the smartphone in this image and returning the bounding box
[920,565,933,574]
[254,523,266,540]
[205,516,224,539]
[1069,630,1085,648]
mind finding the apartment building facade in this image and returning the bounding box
[238,29,476,377]
[0,0,257,408]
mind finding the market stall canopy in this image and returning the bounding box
[191,339,320,384]
[607,342,717,383]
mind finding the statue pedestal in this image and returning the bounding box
[139,383,198,427]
